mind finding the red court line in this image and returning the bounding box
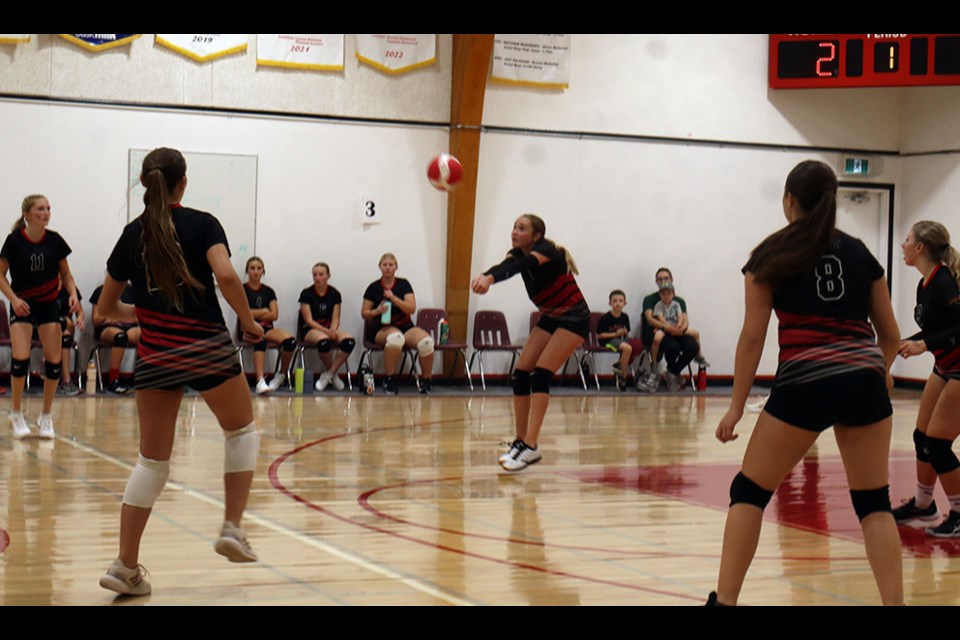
[0,528,8,554]
[268,420,702,602]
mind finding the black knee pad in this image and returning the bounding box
[914,428,930,463]
[112,331,129,348]
[10,357,29,378]
[45,360,62,381]
[729,472,773,510]
[850,486,892,522]
[59,318,67,331]
[280,337,297,352]
[61,334,73,348]
[317,340,334,353]
[512,369,531,397]
[530,367,553,394]
[253,339,268,353]
[926,436,960,475]
[339,338,356,354]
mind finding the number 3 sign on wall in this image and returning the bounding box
[357,192,381,226]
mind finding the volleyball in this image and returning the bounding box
[427,153,463,192]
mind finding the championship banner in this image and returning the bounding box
[355,34,435,74]
[257,34,344,71]
[156,34,247,62]
[492,34,571,89]
[60,34,140,51]
[0,34,30,44]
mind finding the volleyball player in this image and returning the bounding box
[299,262,354,391]
[243,257,296,394]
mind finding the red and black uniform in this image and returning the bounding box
[106,205,241,391]
[755,231,892,431]
[298,285,342,339]
[363,278,414,342]
[485,240,590,338]
[90,284,137,340]
[908,264,960,381]
[244,283,277,352]
[1,228,71,326]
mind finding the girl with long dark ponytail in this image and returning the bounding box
[97,147,265,597]
[710,160,903,605]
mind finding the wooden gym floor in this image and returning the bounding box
[1,389,957,606]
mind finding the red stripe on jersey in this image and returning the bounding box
[934,347,960,373]
[136,307,224,333]
[532,275,586,314]
[923,264,943,291]
[16,277,60,302]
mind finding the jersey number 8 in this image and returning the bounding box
[815,255,845,301]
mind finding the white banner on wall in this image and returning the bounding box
[0,34,30,44]
[257,34,344,71]
[156,34,248,62]
[355,34,435,74]
[492,34,571,89]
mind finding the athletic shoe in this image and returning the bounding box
[255,378,270,395]
[615,374,627,392]
[37,414,55,440]
[10,412,30,439]
[107,380,131,396]
[926,510,960,538]
[384,376,399,395]
[611,362,623,375]
[746,396,768,413]
[500,440,541,472]
[892,497,940,523]
[99,558,151,596]
[705,592,728,606]
[419,379,432,395]
[499,438,522,464]
[694,354,711,367]
[214,521,258,562]
[329,373,345,391]
[314,372,331,392]
[57,382,81,396]
[268,373,287,391]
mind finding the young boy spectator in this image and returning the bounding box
[596,290,644,391]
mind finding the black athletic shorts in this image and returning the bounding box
[10,299,60,327]
[536,313,590,340]
[933,365,960,383]
[764,372,892,432]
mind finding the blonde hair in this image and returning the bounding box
[379,253,397,266]
[13,194,47,232]
[520,213,579,276]
[912,220,960,286]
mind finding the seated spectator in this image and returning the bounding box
[642,267,709,392]
[596,289,643,390]
[90,283,139,394]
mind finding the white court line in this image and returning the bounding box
[62,435,476,606]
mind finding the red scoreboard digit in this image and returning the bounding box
[770,34,960,88]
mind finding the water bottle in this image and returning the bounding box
[85,360,97,395]
[697,364,707,391]
[381,301,392,325]
[361,366,375,396]
[294,366,305,394]
[438,319,449,345]
[303,369,314,394]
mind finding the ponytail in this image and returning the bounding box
[944,245,960,287]
[911,220,960,288]
[744,161,838,289]
[140,148,203,312]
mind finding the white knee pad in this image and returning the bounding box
[417,336,435,357]
[385,331,405,350]
[224,422,259,473]
[122,454,170,509]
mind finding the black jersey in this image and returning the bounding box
[56,285,81,319]
[244,283,277,330]
[107,206,231,364]
[90,284,137,329]
[511,240,589,321]
[748,232,886,385]
[911,264,960,374]
[0,228,71,302]
[299,285,342,329]
[597,311,630,346]
[363,278,414,331]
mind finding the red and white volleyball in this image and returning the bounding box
[426,153,463,192]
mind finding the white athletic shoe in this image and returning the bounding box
[255,378,271,395]
[10,412,30,439]
[499,438,522,464]
[100,558,151,596]
[214,521,258,563]
[37,413,55,440]
[329,373,345,391]
[268,373,286,391]
[314,372,331,392]
[500,440,542,472]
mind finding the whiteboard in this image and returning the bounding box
[128,149,258,274]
